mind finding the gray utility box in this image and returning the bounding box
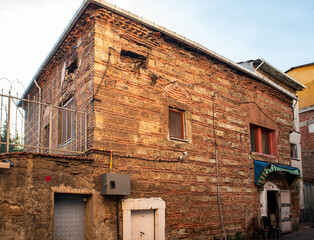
[101,173,130,196]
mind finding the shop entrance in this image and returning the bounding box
[267,191,279,228]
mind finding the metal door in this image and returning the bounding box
[280,190,292,233]
[131,209,155,240]
[304,183,314,221]
[54,194,85,240]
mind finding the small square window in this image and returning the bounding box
[290,144,298,159]
[250,124,276,156]
[169,108,185,140]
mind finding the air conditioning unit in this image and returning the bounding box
[101,173,130,196]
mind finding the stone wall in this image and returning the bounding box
[90,5,298,239]
[7,3,301,239]
[0,153,94,240]
[22,8,95,154]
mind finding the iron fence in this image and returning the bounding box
[0,91,88,156]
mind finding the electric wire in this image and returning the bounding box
[94,48,112,98]
[212,92,227,240]
[116,196,120,240]
[82,148,182,163]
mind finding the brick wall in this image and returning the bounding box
[23,8,95,154]
[90,5,298,239]
[300,110,314,183]
[10,3,301,239]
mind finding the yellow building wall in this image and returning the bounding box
[286,64,314,109]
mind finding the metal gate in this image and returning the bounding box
[54,194,85,240]
[304,183,314,221]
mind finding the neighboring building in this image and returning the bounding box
[239,59,306,215]
[286,63,314,221]
[0,1,306,239]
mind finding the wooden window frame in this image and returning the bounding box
[59,98,75,145]
[169,108,185,140]
[250,124,277,156]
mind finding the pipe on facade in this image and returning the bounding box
[33,79,42,153]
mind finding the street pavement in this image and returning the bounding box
[279,222,314,240]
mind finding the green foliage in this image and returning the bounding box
[0,120,23,153]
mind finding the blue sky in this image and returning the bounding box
[0,0,313,95]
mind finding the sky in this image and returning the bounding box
[0,0,313,96]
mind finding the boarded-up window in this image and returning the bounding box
[59,99,74,144]
[169,108,184,140]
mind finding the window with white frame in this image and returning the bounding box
[290,144,298,159]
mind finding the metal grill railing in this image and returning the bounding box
[0,91,88,156]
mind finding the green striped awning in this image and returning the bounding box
[254,160,301,186]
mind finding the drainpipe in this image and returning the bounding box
[33,79,41,153]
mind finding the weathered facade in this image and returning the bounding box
[286,63,314,184]
[0,0,306,239]
[286,63,314,221]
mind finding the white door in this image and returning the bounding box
[280,190,292,233]
[54,194,85,240]
[131,210,155,240]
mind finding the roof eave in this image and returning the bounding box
[22,0,300,100]
[259,59,306,91]
[21,0,91,99]
[285,62,314,73]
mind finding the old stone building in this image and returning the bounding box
[0,0,305,239]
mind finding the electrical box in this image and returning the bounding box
[101,173,130,196]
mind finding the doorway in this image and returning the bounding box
[267,191,279,228]
[54,194,85,240]
[131,209,155,239]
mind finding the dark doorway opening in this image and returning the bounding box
[267,191,279,228]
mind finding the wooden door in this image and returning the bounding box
[280,190,292,233]
[131,210,155,240]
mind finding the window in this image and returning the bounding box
[169,108,185,140]
[59,99,75,145]
[309,122,314,133]
[290,144,298,159]
[44,124,50,152]
[250,124,276,156]
[61,59,78,88]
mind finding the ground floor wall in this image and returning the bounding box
[0,153,300,240]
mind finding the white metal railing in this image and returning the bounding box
[0,90,88,156]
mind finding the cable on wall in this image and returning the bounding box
[81,148,183,163]
[116,196,120,240]
[212,91,227,240]
[94,47,113,98]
